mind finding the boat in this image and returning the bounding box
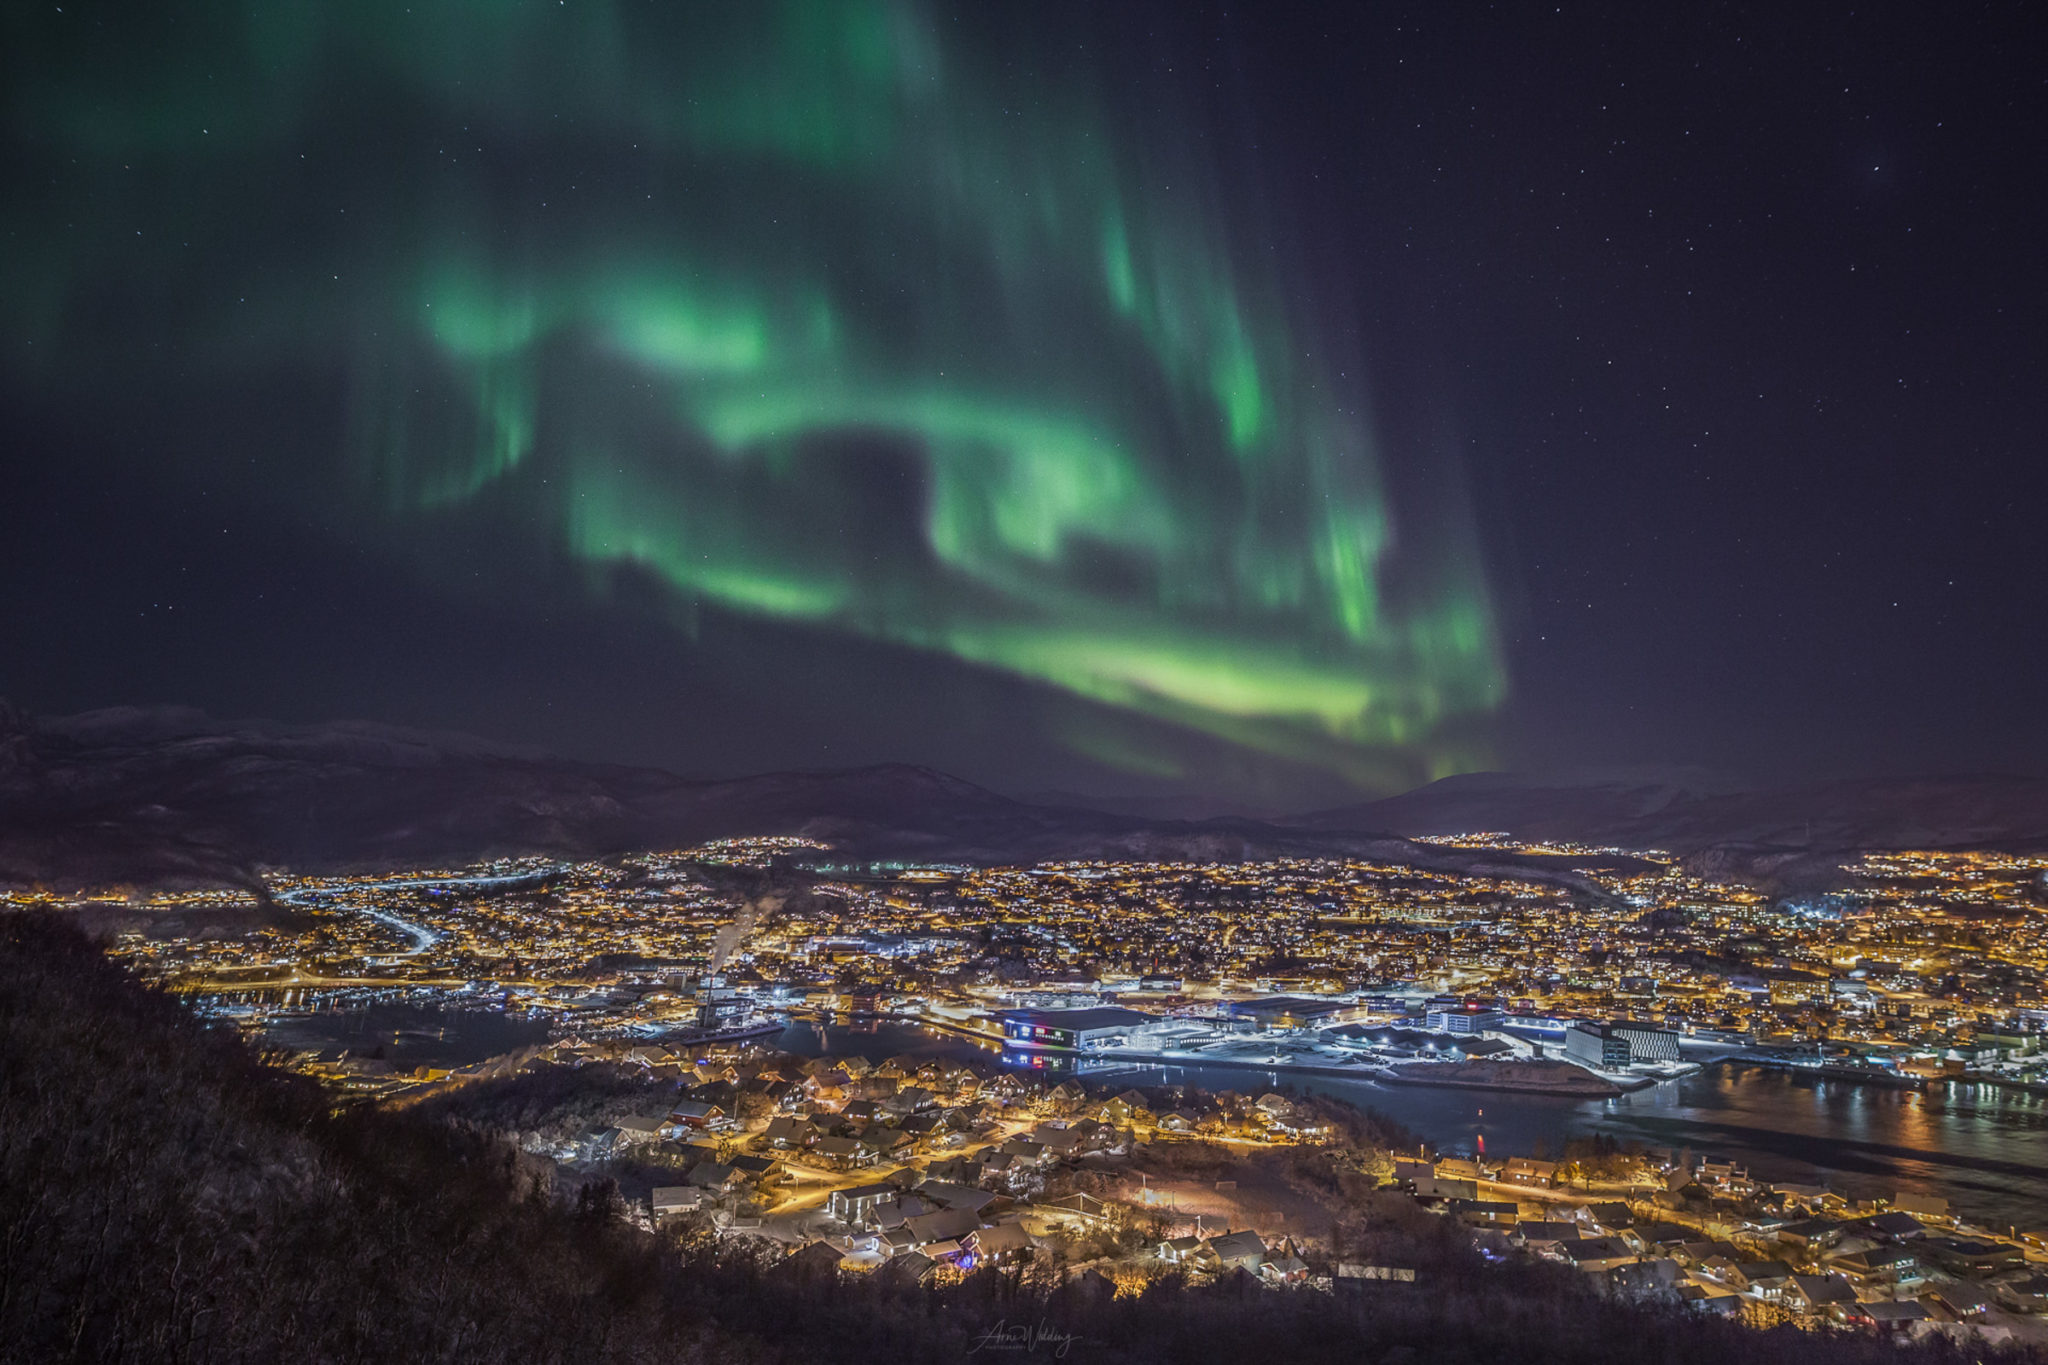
[653,1018,784,1047]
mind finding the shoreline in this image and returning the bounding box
[835,1013,1688,1099]
[1379,1067,1637,1098]
[1954,1071,2048,1097]
[1727,1053,1927,1090]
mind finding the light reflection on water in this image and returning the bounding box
[257,1002,553,1067]
[774,1021,2048,1230]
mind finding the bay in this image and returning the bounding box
[771,1019,2048,1231]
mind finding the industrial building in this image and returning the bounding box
[1565,1021,1683,1070]
[1224,997,1361,1030]
[993,1006,1163,1050]
[1425,1000,1507,1035]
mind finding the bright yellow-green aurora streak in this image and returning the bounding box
[2,0,1504,793]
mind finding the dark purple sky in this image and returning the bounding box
[3,2,2041,806]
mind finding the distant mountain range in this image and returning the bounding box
[1288,768,2048,886]
[0,703,1601,896]
[3,701,2043,895]
[1293,765,2043,843]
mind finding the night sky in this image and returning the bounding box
[3,2,2042,809]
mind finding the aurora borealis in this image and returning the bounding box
[2,1,1499,796]
[10,3,2041,796]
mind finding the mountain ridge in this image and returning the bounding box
[0,702,1612,898]
[5,702,2044,897]
[1290,768,2048,851]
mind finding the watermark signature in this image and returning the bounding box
[967,1318,1082,1358]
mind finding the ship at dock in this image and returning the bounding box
[633,976,783,1047]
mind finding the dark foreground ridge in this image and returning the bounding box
[0,913,2029,1365]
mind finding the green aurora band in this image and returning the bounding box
[4,0,1503,792]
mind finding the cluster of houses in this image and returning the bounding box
[819,1176,1037,1277]
[552,1047,1350,1284]
[1388,1151,2045,1341]
[567,1044,1334,1181]
[1157,1228,1312,1285]
[641,1119,1133,1283]
[652,1148,1316,1291]
[534,1038,2047,1340]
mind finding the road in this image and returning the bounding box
[272,870,545,958]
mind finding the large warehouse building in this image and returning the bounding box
[994,1007,1163,1050]
[1224,996,1364,1030]
[1564,1022,1682,1070]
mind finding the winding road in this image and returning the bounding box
[274,872,543,958]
